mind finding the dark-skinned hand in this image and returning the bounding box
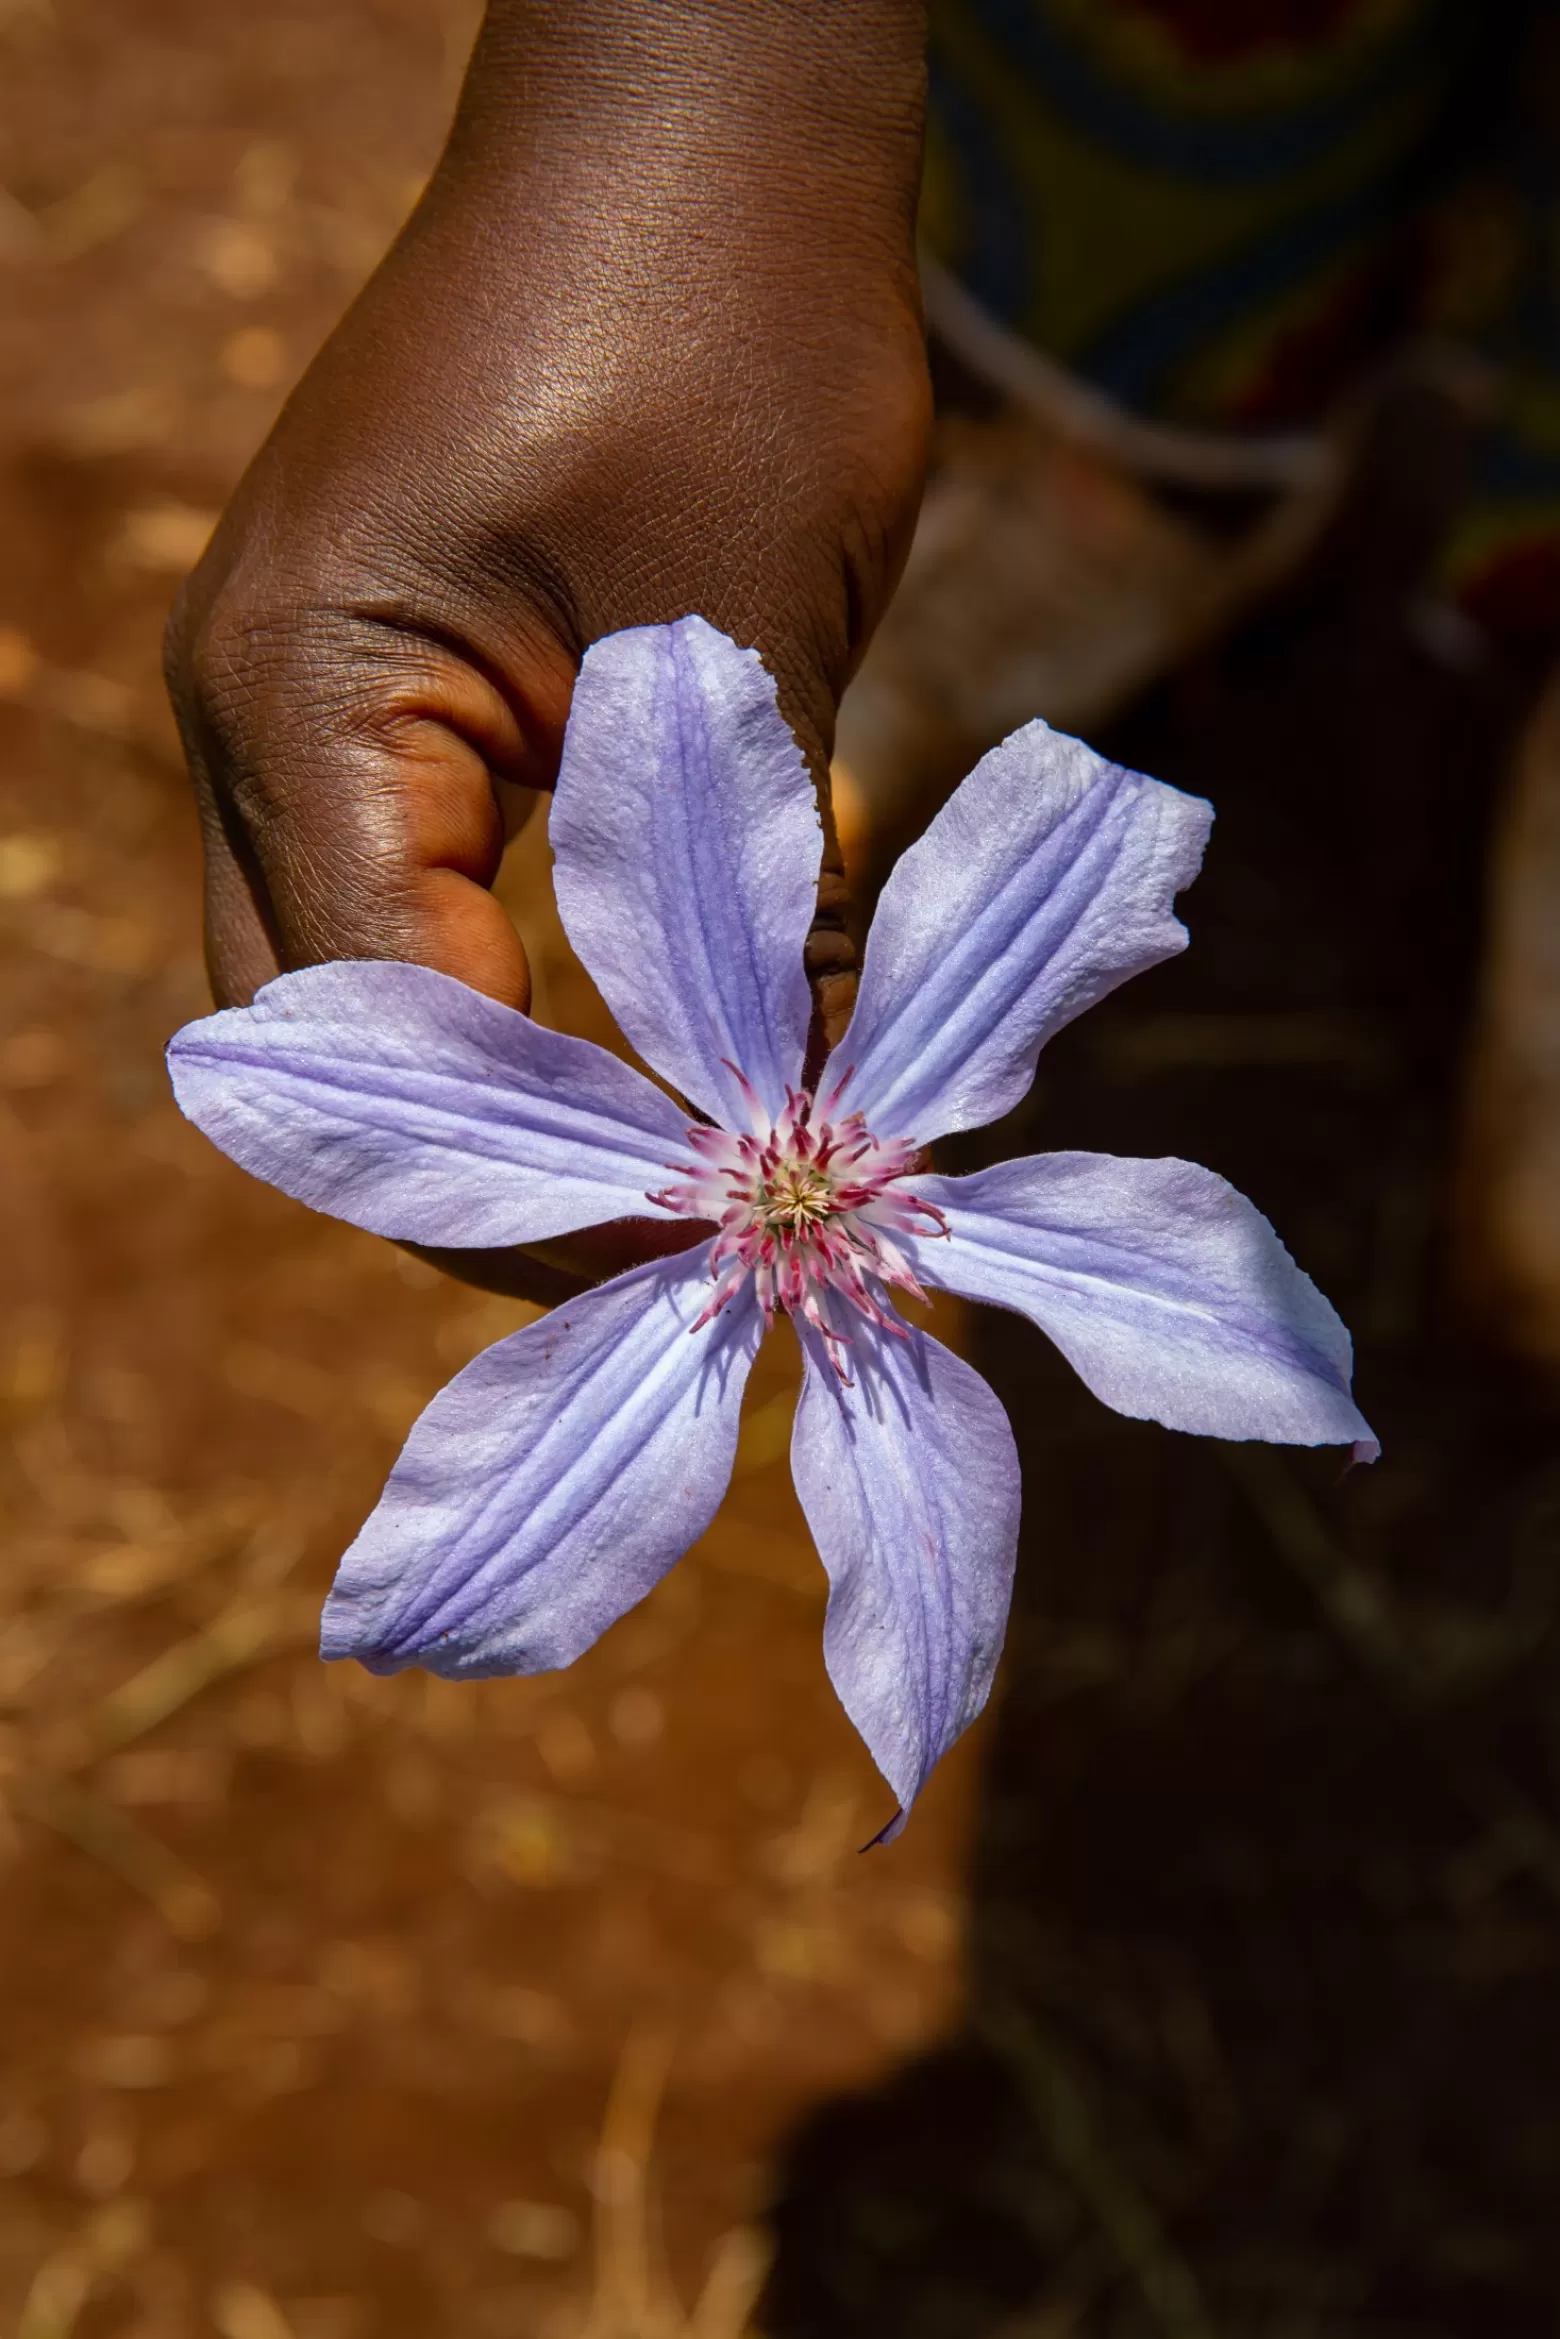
[164,0,931,1303]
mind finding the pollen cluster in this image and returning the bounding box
[755,1157,835,1232]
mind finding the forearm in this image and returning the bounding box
[349,0,930,760]
[458,0,929,268]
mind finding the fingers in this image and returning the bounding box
[766,648,860,1055]
[194,785,283,1009]
[806,819,859,1057]
[171,596,579,1013]
[407,1211,713,1307]
[176,578,862,1075]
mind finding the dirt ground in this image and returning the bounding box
[9,7,1560,2339]
[0,7,977,2335]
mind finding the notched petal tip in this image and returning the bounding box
[906,1153,1376,1453]
[791,1318,1021,1826]
[860,1806,908,1853]
[824,721,1216,1144]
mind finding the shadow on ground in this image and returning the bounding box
[764,400,1560,2338]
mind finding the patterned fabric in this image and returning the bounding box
[924,0,1560,640]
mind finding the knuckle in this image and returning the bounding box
[168,577,332,732]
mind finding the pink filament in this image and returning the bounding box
[648,1084,948,1368]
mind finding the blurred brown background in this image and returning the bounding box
[8,4,1560,2338]
[0,6,977,2334]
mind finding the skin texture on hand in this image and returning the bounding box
[165,0,931,1300]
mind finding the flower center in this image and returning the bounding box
[756,1158,835,1232]
[648,1074,947,1355]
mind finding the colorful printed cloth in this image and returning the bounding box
[924,0,1560,641]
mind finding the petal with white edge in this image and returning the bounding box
[167,960,698,1249]
[903,1153,1377,1458]
[790,1320,1021,1836]
[321,1246,763,1675]
[822,721,1211,1143]
[551,617,821,1128]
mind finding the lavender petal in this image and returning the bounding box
[905,1153,1377,1456]
[167,960,696,1247]
[321,1245,763,1676]
[551,617,820,1128]
[822,722,1211,1142]
[791,1319,1021,1835]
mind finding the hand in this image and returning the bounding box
[165,0,931,1301]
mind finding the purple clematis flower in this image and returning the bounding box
[168,617,1375,1833]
